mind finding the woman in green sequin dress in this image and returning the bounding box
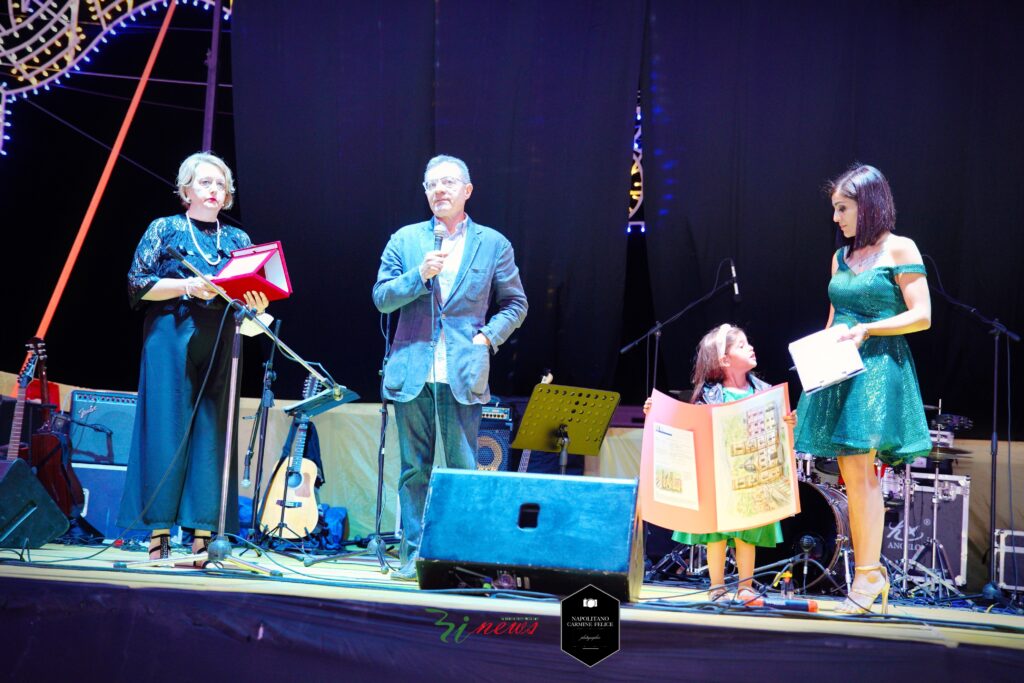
[794,164,931,613]
[645,324,795,602]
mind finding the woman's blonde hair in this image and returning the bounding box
[176,151,236,210]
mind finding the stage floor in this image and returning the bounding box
[2,542,1023,681]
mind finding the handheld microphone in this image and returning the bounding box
[425,226,446,291]
[745,597,819,612]
[729,258,741,303]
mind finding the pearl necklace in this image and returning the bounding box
[186,214,222,266]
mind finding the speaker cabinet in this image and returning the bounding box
[476,419,512,471]
[68,390,137,465]
[0,459,69,548]
[418,470,643,601]
[72,463,148,540]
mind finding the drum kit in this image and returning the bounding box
[772,405,974,598]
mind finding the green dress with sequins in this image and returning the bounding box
[794,249,931,466]
[671,386,784,549]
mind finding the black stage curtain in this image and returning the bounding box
[232,1,646,398]
[231,1,435,397]
[641,0,1024,435]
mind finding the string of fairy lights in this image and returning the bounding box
[628,97,645,234]
[0,0,232,155]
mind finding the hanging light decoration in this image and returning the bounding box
[0,0,233,155]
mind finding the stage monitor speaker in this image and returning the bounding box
[68,390,137,466]
[417,470,643,601]
[476,419,512,471]
[0,459,70,548]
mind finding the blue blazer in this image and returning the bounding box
[372,216,528,405]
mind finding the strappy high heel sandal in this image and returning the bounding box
[148,532,171,561]
[836,564,889,614]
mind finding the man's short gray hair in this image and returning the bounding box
[424,155,471,184]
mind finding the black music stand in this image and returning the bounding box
[511,384,620,475]
[284,385,360,419]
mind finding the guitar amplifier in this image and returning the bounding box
[68,390,137,465]
[481,405,512,421]
[476,416,513,471]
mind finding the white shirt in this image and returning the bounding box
[427,217,468,384]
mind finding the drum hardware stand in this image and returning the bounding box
[900,463,913,592]
[904,460,964,600]
[116,249,340,576]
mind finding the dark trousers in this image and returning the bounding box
[118,301,239,533]
[393,383,481,568]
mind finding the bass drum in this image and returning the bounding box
[757,481,849,594]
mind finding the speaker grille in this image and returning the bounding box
[476,419,512,471]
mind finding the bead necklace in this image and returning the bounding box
[186,214,222,266]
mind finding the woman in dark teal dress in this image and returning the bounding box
[646,324,794,602]
[794,164,931,613]
[118,152,268,564]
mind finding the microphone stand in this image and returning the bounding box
[925,263,1020,603]
[619,273,739,388]
[116,250,343,575]
[305,314,401,572]
[244,318,282,543]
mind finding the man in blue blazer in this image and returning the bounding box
[373,155,528,580]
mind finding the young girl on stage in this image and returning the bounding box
[645,323,794,602]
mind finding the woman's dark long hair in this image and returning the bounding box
[828,163,896,252]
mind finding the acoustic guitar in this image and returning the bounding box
[258,375,321,540]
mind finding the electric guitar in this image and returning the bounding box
[27,338,85,518]
[517,371,554,473]
[2,342,39,461]
[259,375,321,540]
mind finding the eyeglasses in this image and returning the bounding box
[194,178,227,192]
[422,176,464,192]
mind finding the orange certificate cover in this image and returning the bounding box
[211,241,293,302]
[639,386,799,534]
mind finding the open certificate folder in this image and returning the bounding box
[211,241,293,302]
[639,387,799,534]
[788,324,865,394]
